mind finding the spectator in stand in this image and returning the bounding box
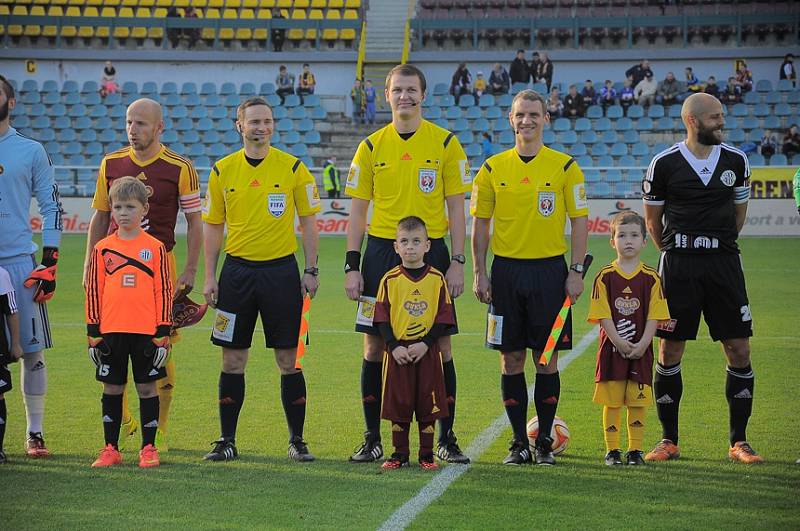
[625,59,652,89]
[720,76,742,105]
[581,80,597,106]
[509,49,530,86]
[563,84,585,118]
[535,52,554,93]
[297,63,316,105]
[735,62,752,92]
[759,130,777,158]
[546,88,563,118]
[481,132,494,159]
[275,65,295,104]
[704,76,720,100]
[599,79,617,109]
[657,71,680,106]
[363,80,377,125]
[782,125,800,160]
[272,8,286,52]
[619,78,635,114]
[489,63,510,95]
[780,53,796,88]
[183,6,199,49]
[167,6,181,48]
[684,67,701,94]
[99,61,119,99]
[450,63,472,105]
[634,71,657,107]
[474,72,487,98]
[350,78,365,125]
[528,52,540,85]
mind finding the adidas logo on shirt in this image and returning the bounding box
[733,389,752,399]
[102,415,114,423]
[144,420,159,428]
[700,166,711,174]
[622,286,632,294]
[149,368,159,377]
[656,394,674,404]
[0,379,7,388]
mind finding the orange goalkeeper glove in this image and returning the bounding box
[24,247,58,303]
[148,325,172,369]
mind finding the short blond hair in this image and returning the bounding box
[109,176,148,206]
[511,89,546,111]
[236,96,272,122]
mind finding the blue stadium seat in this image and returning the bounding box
[627,105,644,119]
[776,79,794,92]
[222,130,240,145]
[731,103,748,117]
[98,129,115,144]
[162,130,179,144]
[432,119,449,129]
[61,80,79,94]
[68,103,87,118]
[748,153,765,165]
[41,80,58,94]
[635,117,653,131]
[616,117,633,131]
[200,82,217,96]
[511,82,528,94]
[792,154,800,165]
[610,143,627,157]
[63,142,82,155]
[496,94,513,108]
[743,91,759,105]
[542,130,556,144]
[169,143,186,155]
[618,155,637,167]
[606,169,623,182]
[164,94,181,107]
[557,130,578,144]
[631,142,649,157]
[275,118,293,132]
[647,104,665,118]
[531,83,547,94]
[109,104,126,118]
[196,118,213,132]
[574,117,591,132]
[261,94,278,107]
[183,93,202,107]
[474,117,490,133]
[465,143,481,158]
[590,181,611,197]
[202,94,220,107]
[774,103,792,117]
[90,105,108,118]
[216,82,235,96]
[182,130,200,144]
[584,169,601,182]
[80,80,98,94]
[499,130,515,144]
[45,141,61,155]
[755,80,772,93]
[763,116,781,130]
[189,144,205,158]
[194,156,211,169]
[623,168,642,182]
[622,130,639,144]
[595,117,611,131]
[479,94,495,108]
[433,83,449,96]
[95,117,112,131]
[769,154,788,166]
[303,94,321,108]
[271,131,281,144]
[281,131,300,144]
[171,106,188,119]
[492,119,506,133]
[485,106,502,120]
[304,131,321,145]
[272,106,289,120]
[290,144,309,158]
[160,82,178,95]
[13,115,31,129]
[764,91,781,105]
[21,92,41,105]
[580,130,598,144]
[652,142,670,155]
[570,143,587,157]
[21,80,38,93]
[591,143,609,156]
[425,106,442,120]
[202,131,221,145]
[451,118,468,132]
[79,129,97,142]
[422,94,434,108]
[121,81,138,94]
[122,92,141,106]
[459,94,476,108]
[465,106,481,120]
[175,117,193,131]
[141,82,158,97]
[105,93,122,106]
[434,95,453,108]
[85,142,104,156]
[600,130,616,143]
[290,106,308,119]
[586,105,603,119]
[310,106,327,120]
[553,118,570,132]
[606,105,623,119]
[444,106,461,120]
[255,82,274,96]
[457,131,474,145]
[550,143,566,153]
[27,103,45,117]
[36,130,55,142]
[577,155,593,168]
[668,104,682,118]
[752,103,769,118]
[283,94,301,108]
[741,117,759,130]
[190,106,209,119]
[181,82,197,95]
[222,94,240,108]
[655,117,673,131]
[42,92,60,105]
[296,118,314,133]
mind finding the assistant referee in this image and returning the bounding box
[471,89,588,466]
[202,97,321,463]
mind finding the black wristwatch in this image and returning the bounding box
[451,254,466,264]
[303,267,319,276]
[569,263,584,274]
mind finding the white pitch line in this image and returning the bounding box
[377,328,600,531]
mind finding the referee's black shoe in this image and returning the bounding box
[288,437,315,462]
[437,430,471,464]
[534,437,556,466]
[349,431,383,462]
[204,438,238,462]
[503,439,533,465]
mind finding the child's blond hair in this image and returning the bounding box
[108,176,148,206]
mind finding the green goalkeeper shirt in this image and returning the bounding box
[794,167,800,211]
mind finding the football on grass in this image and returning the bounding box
[527,416,570,455]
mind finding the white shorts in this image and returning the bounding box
[0,255,52,354]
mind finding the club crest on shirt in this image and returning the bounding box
[403,300,428,317]
[267,193,286,217]
[418,168,436,193]
[720,170,736,187]
[538,191,555,217]
[139,248,152,262]
[614,296,640,316]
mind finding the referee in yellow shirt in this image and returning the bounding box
[201,97,321,462]
[471,89,589,466]
[344,64,472,464]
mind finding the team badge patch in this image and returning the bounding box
[538,191,555,217]
[139,248,152,262]
[656,319,677,332]
[642,180,651,194]
[459,159,472,185]
[356,296,376,327]
[573,184,587,210]
[212,310,236,342]
[347,163,360,188]
[720,170,736,187]
[267,193,287,217]
[486,312,503,345]
[306,183,320,209]
[418,168,437,193]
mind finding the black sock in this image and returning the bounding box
[361,360,382,436]
[534,372,560,446]
[438,359,457,444]
[654,362,682,444]
[281,371,307,442]
[139,396,159,448]
[726,365,754,445]
[219,372,245,441]
[0,398,6,450]
[101,393,123,448]
[501,373,528,444]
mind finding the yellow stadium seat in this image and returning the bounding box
[131,7,150,39]
[174,0,189,6]
[311,0,325,8]
[156,0,172,6]
[253,7,270,39]
[86,0,102,5]
[140,0,156,6]
[208,0,223,7]
[306,8,322,39]
[105,0,121,6]
[121,0,137,6]
[15,0,32,4]
[276,0,291,8]
[60,6,79,37]
[258,0,275,7]
[67,0,85,5]
[321,7,337,41]
[218,7,236,40]
[8,6,27,37]
[345,0,359,7]
[242,0,257,8]
[150,7,167,38]
[236,8,254,39]
[295,0,310,8]
[328,0,343,8]
[25,5,44,37]
[191,0,206,6]
[43,5,62,37]
[49,0,67,4]
[0,5,6,14]
[341,7,356,39]
[287,8,305,40]
[114,7,133,38]
[33,0,50,4]
[226,0,241,8]
[204,7,220,17]
[201,7,220,39]
[81,6,100,37]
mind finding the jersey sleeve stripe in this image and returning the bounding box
[212,164,220,176]
[159,247,172,324]
[163,150,201,190]
[292,159,302,173]
[482,161,493,172]
[644,144,679,183]
[563,158,576,171]
[364,138,374,151]
[443,132,454,147]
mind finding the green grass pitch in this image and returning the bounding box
[4,234,799,530]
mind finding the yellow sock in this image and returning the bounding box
[156,357,176,432]
[627,406,646,451]
[121,386,132,424]
[603,406,622,451]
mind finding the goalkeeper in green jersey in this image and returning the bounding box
[793,167,800,215]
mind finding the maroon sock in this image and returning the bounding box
[419,421,435,457]
[391,422,410,456]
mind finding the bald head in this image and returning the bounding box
[681,93,725,146]
[126,98,164,156]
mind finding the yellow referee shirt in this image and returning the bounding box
[470,146,588,259]
[345,120,472,239]
[202,147,320,261]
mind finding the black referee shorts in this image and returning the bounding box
[355,235,458,335]
[0,363,11,394]
[656,252,752,342]
[487,255,572,353]
[211,254,302,350]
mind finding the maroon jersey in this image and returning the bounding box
[588,261,670,385]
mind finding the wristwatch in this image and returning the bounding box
[569,263,584,274]
[451,254,466,264]
[303,267,319,276]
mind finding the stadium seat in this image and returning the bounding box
[200,82,217,95]
[606,105,623,119]
[570,143,587,157]
[763,116,781,130]
[646,104,664,118]
[182,130,200,144]
[196,117,214,131]
[769,154,788,166]
[57,128,77,142]
[622,130,639,144]
[478,94,495,108]
[190,106,209,119]
[452,118,469,132]
[605,169,623,183]
[171,106,189,119]
[458,94,476,108]
[627,105,644,119]
[748,153,765,165]
[774,103,792,117]
[430,82,448,95]
[755,79,772,93]
[764,91,781,105]
[457,131,474,145]
[542,130,556,144]
[499,130,515,144]
[175,117,194,131]
[282,130,301,144]
[752,103,769,118]
[557,130,578,144]
[741,117,759,130]
[473,117,490,133]
[591,143,609,156]
[577,155,593,168]
[189,144,206,158]
[584,169,601,182]
[553,118,570,132]
[289,106,308,119]
[465,106,481,120]
[635,117,653,131]
[42,92,60,105]
[631,142,649,158]
[574,117,591,132]
[162,130,179,144]
[616,117,633,131]
[586,105,603,119]
[594,117,611,131]
[654,117,673,131]
[618,155,637,167]
[206,94,223,107]
[580,130,597,144]
[304,130,321,145]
